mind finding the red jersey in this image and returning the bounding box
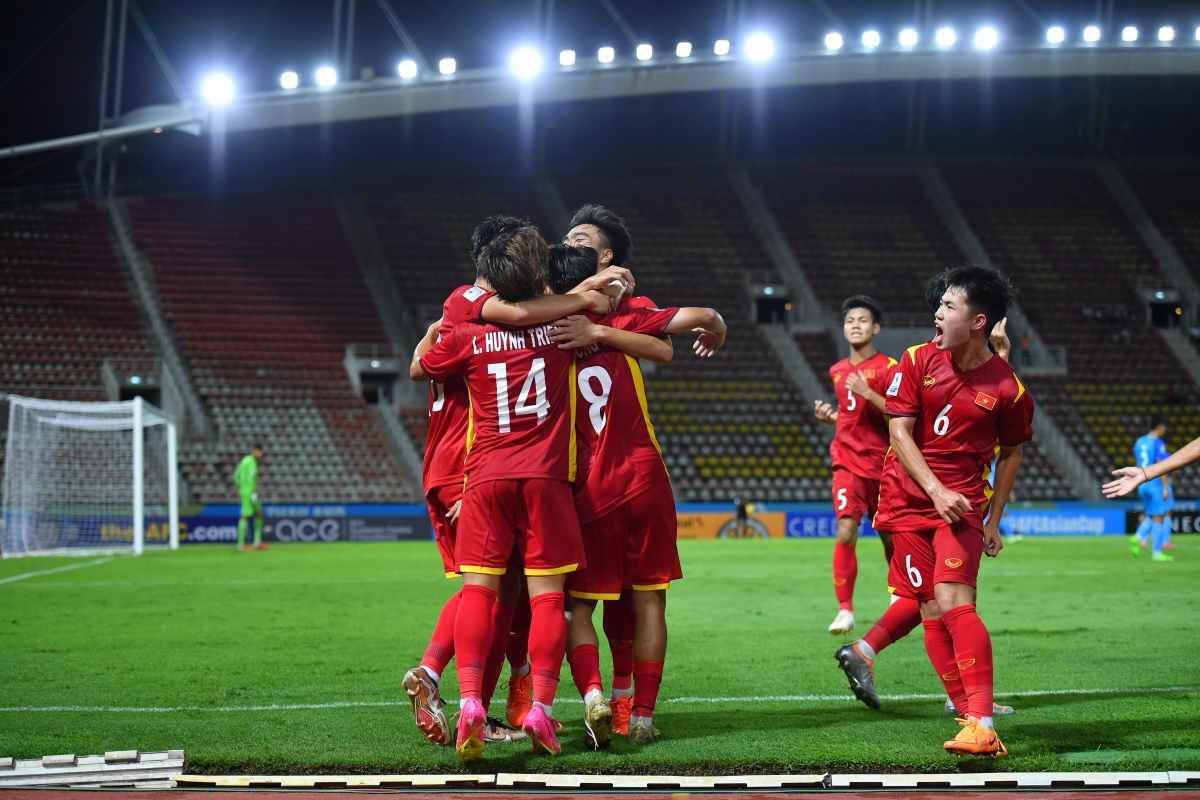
[573,296,678,524]
[419,305,678,489]
[828,351,898,480]
[874,342,1035,533]
[422,285,495,493]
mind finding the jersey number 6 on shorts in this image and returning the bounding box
[906,554,923,587]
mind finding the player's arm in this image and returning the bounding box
[983,444,1022,558]
[481,290,614,325]
[844,372,886,413]
[409,319,442,379]
[989,317,1011,363]
[598,328,674,364]
[888,415,972,524]
[410,327,466,382]
[1105,435,1200,497]
[661,307,727,357]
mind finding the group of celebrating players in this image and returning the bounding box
[398,199,1045,761]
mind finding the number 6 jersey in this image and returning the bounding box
[419,305,679,489]
[873,342,1035,533]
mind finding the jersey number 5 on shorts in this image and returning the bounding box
[488,359,548,433]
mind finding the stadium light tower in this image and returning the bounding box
[636,44,653,60]
[1084,25,1101,42]
[1158,27,1175,42]
[510,46,542,77]
[825,33,843,50]
[598,46,615,63]
[200,73,235,105]
[714,39,730,55]
[676,41,692,57]
[315,66,338,87]
[439,58,456,74]
[935,27,956,47]
[559,49,576,65]
[1122,26,1138,42]
[398,60,417,78]
[280,71,299,89]
[1046,26,1065,44]
[862,31,881,48]
[745,33,775,61]
[974,27,998,49]
[899,28,919,47]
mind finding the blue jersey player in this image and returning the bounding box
[1132,417,1174,561]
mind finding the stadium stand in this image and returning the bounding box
[126,194,416,504]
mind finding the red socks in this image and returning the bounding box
[527,592,567,707]
[603,592,636,691]
[941,604,994,720]
[507,588,531,671]
[567,643,604,698]
[832,542,858,610]
[632,660,664,718]
[922,617,969,714]
[862,595,921,655]
[453,585,497,699]
[481,601,518,710]
[421,590,460,677]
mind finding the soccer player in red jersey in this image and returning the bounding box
[812,296,900,637]
[543,243,727,748]
[402,217,628,747]
[874,265,1034,757]
[413,227,681,762]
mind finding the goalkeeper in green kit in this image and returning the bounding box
[235,445,267,551]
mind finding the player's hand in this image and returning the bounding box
[447,499,462,527]
[845,371,870,397]
[813,399,837,424]
[931,485,972,524]
[982,520,1004,558]
[549,315,604,349]
[693,328,725,357]
[578,289,616,315]
[989,317,1011,362]
[1103,466,1146,498]
[574,266,635,296]
[251,492,258,504]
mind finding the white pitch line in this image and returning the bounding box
[0,557,114,585]
[0,685,1192,714]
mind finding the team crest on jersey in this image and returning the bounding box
[975,391,998,410]
[833,374,842,383]
[922,375,936,387]
[944,558,963,568]
[886,373,903,396]
[863,369,876,379]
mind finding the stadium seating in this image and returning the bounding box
[1123,166,1200,291]
[127,194,416,505]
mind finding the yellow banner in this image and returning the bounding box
[676,509,786,539]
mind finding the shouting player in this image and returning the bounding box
[1130,416,1174,561]
[874,266,1033,757]
[544,243,728,748]
[401,216,627,747]
[813,296,899,636]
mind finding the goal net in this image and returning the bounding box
[1,395,179,557]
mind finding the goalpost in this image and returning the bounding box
[1,395,179,557]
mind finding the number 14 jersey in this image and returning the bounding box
[874,342,1035,533]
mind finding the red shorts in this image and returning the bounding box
[457,478,584,576]
[832,467,880,521]
[886,521,985,601]
[567,480,681,600]
[427,483,463,578]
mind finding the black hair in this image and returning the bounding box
[568,204,633,266]
[929,265,1017,337]
[1149,414,1169,432]
[547,244,599,295]
[926,272,947,313]
[475,225,548,302]
[841,295,882,324]
[470,216,529,265]
[252,444,264,451]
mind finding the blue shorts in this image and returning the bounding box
[1139,482,1174,517]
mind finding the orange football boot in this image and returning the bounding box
[944,717,1008,757]
[610,694,632,736]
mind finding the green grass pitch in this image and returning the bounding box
[2,536,1199,775]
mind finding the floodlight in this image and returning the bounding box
[1196,26,1200,41]
[280,71,299,89]
[200,73,235,105]
[825,32,843,50]
[1084,25,1101,42]
[560,49,576,65]
[714,39,731,55]
[1046,26,1065,43]
[129,375,142,385]
[315,66,338,87]
[636,44,653,60]
[1159,26,1174,41]
[510,46,542,77]
[676,41,692,57]
[370,360,381,369]
[974,27,998,49]
[439,58,456,74]
[936,27,956,47]
[899,28,919,47]
[398,60,417,78]
[745,33,775,61]
[862,30,881,48]
[1122,26,1137,41]
[598,46,615,63]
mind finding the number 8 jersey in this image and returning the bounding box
[874,342,1035,533]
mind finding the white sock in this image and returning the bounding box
[584,688,603,703]
[979,715,994,730]
[855,640,877,661]
[419,665,440,684]
[889,593,900,605]
[629,713,652,727]
[534,700,553,718]
[611,686,633,699]
[510,662,530,678]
